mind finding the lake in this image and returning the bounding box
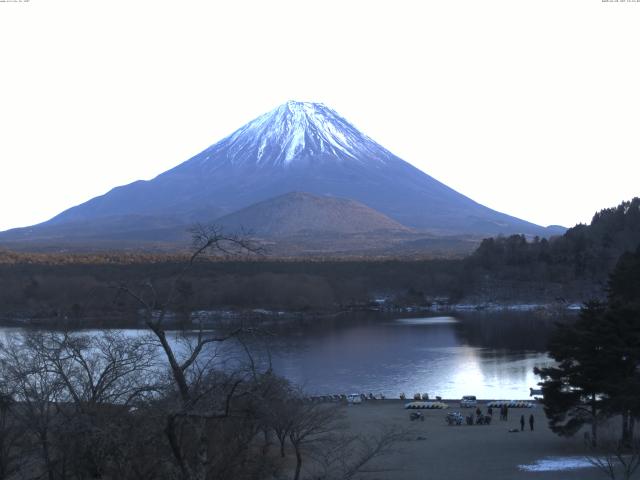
[235,311,559,400]
[0,311,564,400]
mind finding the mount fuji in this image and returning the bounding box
[0,101,563,252]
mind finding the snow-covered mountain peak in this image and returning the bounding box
[196,101,396,168]
[9,100,560,243]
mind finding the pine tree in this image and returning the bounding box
[536,245,640,446]
[534,301,611,446]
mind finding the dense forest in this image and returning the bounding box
[0,198,639,326]
[467,197,640,301]
[0,258,465,326]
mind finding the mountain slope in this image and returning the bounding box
[215,192,412,237]
[0,101,564,249]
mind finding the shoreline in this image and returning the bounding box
[0,301,581,329]
[305,398,541,405]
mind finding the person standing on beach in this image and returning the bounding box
[529,414,534,431]
[520,414,525,431]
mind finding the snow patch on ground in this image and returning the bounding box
[518,457,595,472]
[395,316,458,325]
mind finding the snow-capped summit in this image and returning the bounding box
[0,101,565,249]
[192,101,393,169]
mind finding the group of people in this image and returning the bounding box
[471,407,492,425]
[473,405,535,431]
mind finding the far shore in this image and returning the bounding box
[0,301,581,329]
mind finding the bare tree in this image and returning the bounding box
[115,225,260,403]
[0,335,65,480]
[310,427,405,480]
[287,402,344,480]
[278,397,404,480]
[0,329,166,480]
[24,330,159,409]
[0,388,24,480]
[33,330,161,479]
[256,374,297,458]
[114,225,263,480]
[585,423,640,480]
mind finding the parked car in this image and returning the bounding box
[460,395,477,408]
[445,412,464,425]
[347,394,362,405]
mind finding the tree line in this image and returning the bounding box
[0,198,639,326]
[469,197,640,286]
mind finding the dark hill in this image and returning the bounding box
[216,192,412,237]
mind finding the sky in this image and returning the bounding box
[0,0,639,232]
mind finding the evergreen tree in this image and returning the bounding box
[602,247,640,443]
[536,246,640,445]
[534,301,611,445]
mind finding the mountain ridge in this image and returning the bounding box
[0,101,565,252]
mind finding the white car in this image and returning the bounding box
[347,394,362,405]
[460,395,477,408]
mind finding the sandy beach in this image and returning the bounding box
[337,400,604,480]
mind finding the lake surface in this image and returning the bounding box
[0,311,563,400]
[237,312,558,400]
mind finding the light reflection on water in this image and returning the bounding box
[394,316,458,325]
[242,312,559,399]
[0,312,564,400]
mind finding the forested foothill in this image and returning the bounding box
[468,197,640,301]
[0,198,639,327]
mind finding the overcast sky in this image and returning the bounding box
[1,0,639,232]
